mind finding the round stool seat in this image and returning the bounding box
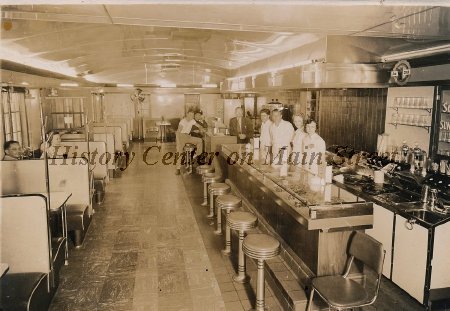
[209,183,230,196]
[227,211,257,231]
[217,194,242,208]
[243,234,280,260]
[202,173,222,183]
[183,143,196,151]
[196,165,214,174]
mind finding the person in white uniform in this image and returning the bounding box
[176,110,203,174]
[269,109,294,165]
[259,108,272,151]
[303,119,326,174]
[291,114,306,166]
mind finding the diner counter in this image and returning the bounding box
[220,144,372,276]
[221,144,373,231]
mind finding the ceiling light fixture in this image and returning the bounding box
[382,44,450,62]
[160,83,177,88]
[60,83,79,87]
[117,84,134,88]
[201,84,217,88]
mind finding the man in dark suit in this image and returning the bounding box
[229,107,254,144]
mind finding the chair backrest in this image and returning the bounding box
[48,157,91,214]
[349,231,384,274]
[1,159,47,195]
[91,126,123,152]
[92,133,116,170]
[0,195,51,274]
[60,141,109,181]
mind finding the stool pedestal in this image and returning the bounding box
[202,173,221,207]
[243,234,280,311]
[215,194,241,236]
[227,211,258,284]
[208,183,231,220]
[183,143,196,174]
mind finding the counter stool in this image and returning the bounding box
[183,143,196,174]
[201,172,222,206]
[227,211,258,283]
[243,234,280,311]
[208,183,231,220]
[196,164,214,175]
[215,194,241,236]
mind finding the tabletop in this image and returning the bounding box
[0,263,9,278]
[39,192,72,211]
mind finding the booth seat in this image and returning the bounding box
[0,195,53,311]
[1,273,50,311]
[49,158,92,247]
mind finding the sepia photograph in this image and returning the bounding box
[1,1,450,310]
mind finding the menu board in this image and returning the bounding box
[437,89,450,157]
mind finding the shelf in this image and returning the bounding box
[390,106,432,113]
[388,122,431,132]
[50,112,84,114]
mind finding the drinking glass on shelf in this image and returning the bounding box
[405,114,412,125]
[397,113,404,124]
[404,97,411,108]
[423,98,429,109]
[393,97,399,107]
[412,114,420,126]
[397,97,403,108]
[417,97,424,109]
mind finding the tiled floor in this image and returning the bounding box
[50,142,225,310]
[49,142,449,311]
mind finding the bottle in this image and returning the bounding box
[413,142,422,170]
[401,141,409,163]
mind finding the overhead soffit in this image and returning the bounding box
[0,4,449,85]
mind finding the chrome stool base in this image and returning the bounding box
[228,211,258,284]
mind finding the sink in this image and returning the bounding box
[403,209,445,224]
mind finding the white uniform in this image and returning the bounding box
[259,119,272,149]
[269,120,294,164]
[291,129,306,166]
[303,133,326,174]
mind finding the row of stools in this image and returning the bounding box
[196,164,281,311]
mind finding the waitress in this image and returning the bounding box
[291,114,306,166]
[303,119,326,174]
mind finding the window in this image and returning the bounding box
[1,89,25,146]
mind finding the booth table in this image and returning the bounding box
[40,192,72,265]
[0,263,9,279]
[156,121,172,142]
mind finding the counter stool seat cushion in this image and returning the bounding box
[202,173,222,183]
[311,276,369,308]
[196,165,214,174]
[227,211,257,231]
[243,234,280,259]
[183,143,196,150]
[209,183,231,195]
[216,194,242,208]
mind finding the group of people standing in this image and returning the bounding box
[259,108,326,172]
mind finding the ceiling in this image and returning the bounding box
[1,3,449,87]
